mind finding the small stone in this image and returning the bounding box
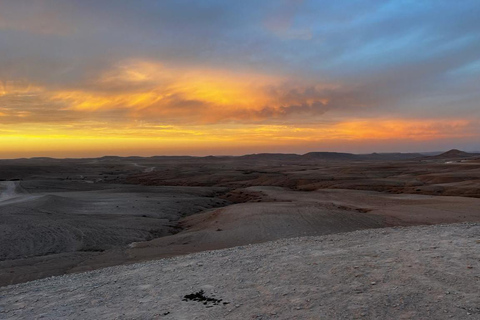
[371,282,376,285]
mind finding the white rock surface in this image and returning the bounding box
[1,223,479,319]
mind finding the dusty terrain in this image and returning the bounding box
[1,151,480,287]
[0,179,228,285]
[1,223,479,319]
[99,186,480,271]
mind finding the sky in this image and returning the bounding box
[0,0,479,158]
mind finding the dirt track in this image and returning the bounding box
[1,223,479,319]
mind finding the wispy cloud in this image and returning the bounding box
[0,0,479,156]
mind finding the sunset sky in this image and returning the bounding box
[1,0,479,157]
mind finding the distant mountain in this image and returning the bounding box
[238,152,423,162]
[426,149,479,159]
[419,151,444,156]
[28,157,56,161]
[238,153,302,161]
[302,152,357,160]
[356,152,424,161]
[12,151,461,162]
[149,156,197,160]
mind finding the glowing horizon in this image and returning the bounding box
[1,1,479,157]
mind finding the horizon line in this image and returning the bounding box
[1,149,476,161]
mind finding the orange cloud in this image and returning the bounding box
[26,59,342,124]
[1,59,479,158]
[0,58,358,128]
[49,60,276,121]
[332,119,477,140]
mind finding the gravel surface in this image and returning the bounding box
[1,223,479,319]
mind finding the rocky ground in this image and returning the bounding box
[2,155,480,288]
[0,180,228,285]
[1,223,479,319]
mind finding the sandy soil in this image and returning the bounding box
[127,157,480,198]
[5,184,478,289]
[1,223,479,319]
[2,155,480,287]
[86,186,480,269]
[0,180,229,285]
[254,186,480,226]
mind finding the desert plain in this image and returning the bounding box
[1,150,480,319]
